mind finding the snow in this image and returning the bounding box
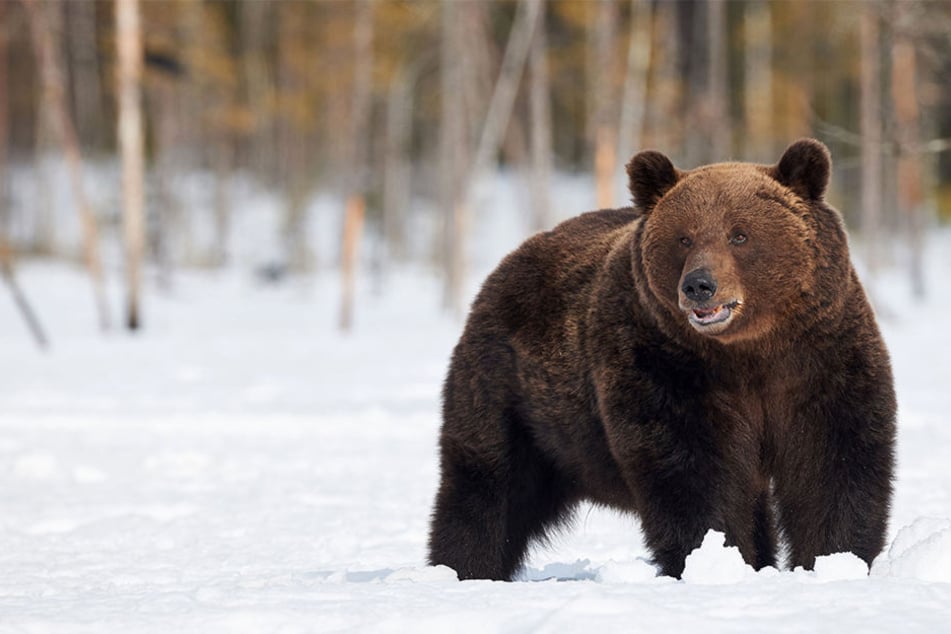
[2,194,951,631]
[810,552,869,582]
[681,531,755,585]
[873,518,951,583]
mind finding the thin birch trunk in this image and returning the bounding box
[116,0,145,330]
[529,0,552,232]
[467,0,542,197]
[383,64,415,263]
[617,0,652,196]
[339,0,373,331]
[648,1,679,152]
[443,0,542,316]
[707,0,729,159]
[743,0,772,162]
[24,0,110,330]
[439,0,467,315]
[890,6,925,299]
[0,0,8,236]
[149,75,180,288]
[65,0,103,151]
[860,5,883,280]
[0,236,49,349]
[339,195,365,332]
[240,0,275,182]
[593,0,617,209]
[213,138,232,267]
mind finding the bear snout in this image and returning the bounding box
[681,268,717,302]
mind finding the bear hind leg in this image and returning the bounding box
[428,409,574,581]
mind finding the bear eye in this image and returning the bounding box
[730,232,748,246]
[679,236,692,248]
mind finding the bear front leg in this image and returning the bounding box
[606,414,728,579]
[773,373,896,570]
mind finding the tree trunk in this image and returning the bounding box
[31,1,58,256]
[213,137,232,267]
[0,0,8,237]
[148,73,181,289]
[240,0,276,182]
[860,4,883,280]
[442,0,542,316]
[680,0,707,166]
[65,0,103,151]
[339,0,373,331]
[339,195,365,332]
[617,0,653,196]
[743,0,773,162]
[24,0,110,330]
[0,237,49,349]
[707,0,730,159]
[383,64,415,263]
[460,1,493,156]
[647,0,680,153]
[593,0,618,209]
[890,5,925,299]
[439,0,468,316]
[116,0,145,330]
[529,0,552,232]
[468,0,542,197]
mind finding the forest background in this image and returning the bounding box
[0,0,949,337]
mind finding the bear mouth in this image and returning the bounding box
[687,300,740,332]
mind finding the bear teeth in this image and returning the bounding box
[689,302,737,327]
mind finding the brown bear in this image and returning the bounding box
[427,139,896,581]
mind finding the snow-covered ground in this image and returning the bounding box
[2,214,951,631]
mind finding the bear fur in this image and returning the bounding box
[427,139,896,580]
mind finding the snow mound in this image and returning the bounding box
[812,552,869,581]
[873,517,951,582]
[595,558,660,583]
[681,530,755,584]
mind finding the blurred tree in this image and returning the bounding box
[529,0,553,232]
[617,0,652,193]
[442,0,542,315]
[340,0,374,332]
[0,0,8,237]
[30,0,58,256]
[117,0,145,331]
[0,234,48,349]
[706,0,729,159]
[860,2,883,279]
[2,0,951,334]
[377,1,438,267]
[645,0,682,156]
[238,0,276,184]
[743,0,773,162]
[23,0,110,330]
[64,0,104,153]
[276,0,318,273]
[439,0,468,317]
[890,0,925,299]
[592,0,618,209]
[141,3,186,286]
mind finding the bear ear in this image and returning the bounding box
[626,150,680,213]
[772,138,831,201]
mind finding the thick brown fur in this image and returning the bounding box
[427,139,896,580]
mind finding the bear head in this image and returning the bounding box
[628,139,842,345]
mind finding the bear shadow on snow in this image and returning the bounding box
[427,139,896,581]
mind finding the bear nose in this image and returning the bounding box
[682,268,717,302]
